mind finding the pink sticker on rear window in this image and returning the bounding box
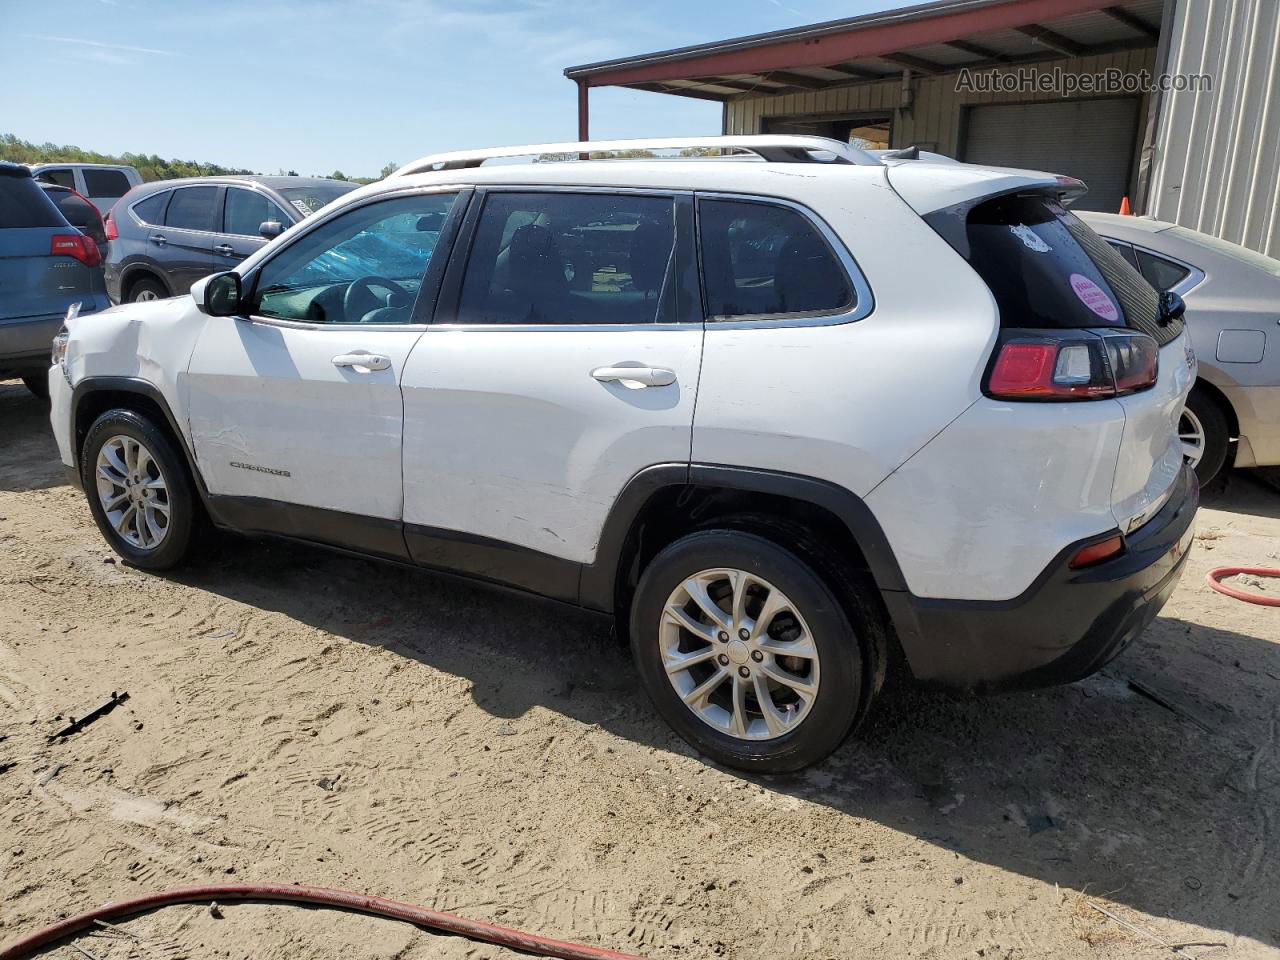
[1069,273,1120,323]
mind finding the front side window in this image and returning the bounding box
[698,198,852,319]
[249,191,458,325]
[456,191,677,325]
[82,169,131,199]
[164,186,219,232]
[224,187,290,237]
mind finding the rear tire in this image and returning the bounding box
[629,529,878,772]
[1181,386,1230,487]
[128,275,167,303]
[81,409,197,570]
[21,374,49,400]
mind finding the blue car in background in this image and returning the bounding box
[0,161,110,398]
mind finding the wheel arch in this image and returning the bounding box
[583,463,908,620]
[1189,377,1239,439]
[120,265,172,301]
[72,377,207,497]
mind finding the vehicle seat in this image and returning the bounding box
[628,219,671,302]
[507,223,567,323]
[775,232,848,314]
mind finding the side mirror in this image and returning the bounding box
[192,272,242,317]
[1159,290,1186,325]
[259,220,285,240]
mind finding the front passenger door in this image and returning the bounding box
[216,186,294,265]
[186,187,466,557]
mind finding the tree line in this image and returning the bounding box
[0,134,390,184]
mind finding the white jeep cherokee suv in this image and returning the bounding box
[49,137,1198,772]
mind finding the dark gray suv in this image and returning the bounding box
[103,176,357,303]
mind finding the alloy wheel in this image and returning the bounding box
[659,568,820,741]
[134,288,160,302]
[1179,408,1205,466]
[95,435,171,550]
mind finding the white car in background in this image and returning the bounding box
[1081,212,1280,485]
[30,163,143,215]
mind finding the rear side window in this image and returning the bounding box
[225,187,289,237]
[456,191,677,325]
[82,169,132,200]
[165,186,218,232]
[0,174,65,228]
[36,168,76,188]
[698,198,851,319]
[132,191,170,225]
[1136,249,1191,291]
[929,194,1180,345]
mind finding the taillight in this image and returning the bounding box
[50,234,101,268]
[104,211,118,242]
[986,331,1158,401]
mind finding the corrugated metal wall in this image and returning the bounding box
[1149,0,1280,257]
[724,49,1156,160]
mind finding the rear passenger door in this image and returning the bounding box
[155,185,221,291]
[400,188,703,596]
[216,186,294,265]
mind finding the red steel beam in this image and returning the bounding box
[577,78,589,141]
[581,0,1117,88]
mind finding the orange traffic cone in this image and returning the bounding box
[1119,196,1132,215]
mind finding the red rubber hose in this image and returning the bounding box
[0,883,648,960]
[1206,567,1280,607]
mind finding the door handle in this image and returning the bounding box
[591,365,677,388]
[214,243,235,257]
[148,234,167,246]
[332,352,392,372]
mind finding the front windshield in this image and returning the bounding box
[277,182,359,218]
[1167,226,1280,281]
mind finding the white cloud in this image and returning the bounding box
[24,34,176,58]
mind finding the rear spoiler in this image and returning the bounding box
[885,160,1087,216]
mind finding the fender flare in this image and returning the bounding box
[578,462,908,612]
[70,376,208,497]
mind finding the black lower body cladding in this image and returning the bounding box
[884,464,1199,692]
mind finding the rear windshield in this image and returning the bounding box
[927,193,1182,346]
[0,173,66,228]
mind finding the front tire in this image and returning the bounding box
[629,529,877,772]
[81,409,196,570]
[1180,386,1230,487]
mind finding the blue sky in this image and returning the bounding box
[0,0,900,177]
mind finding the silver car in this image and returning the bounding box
[1081,211,1280,485]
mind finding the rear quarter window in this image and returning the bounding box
[698,198,852,319]
[132,191,171,226]
[0,174,66,228]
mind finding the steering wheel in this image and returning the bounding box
[343,275,411,323]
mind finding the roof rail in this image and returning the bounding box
[392,135,882,177]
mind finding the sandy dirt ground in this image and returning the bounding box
[1,376,1278,960]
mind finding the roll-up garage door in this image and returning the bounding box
[962,98,1140,213]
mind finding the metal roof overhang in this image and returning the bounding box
[564,0,1165,103]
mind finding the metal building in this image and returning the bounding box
[565,0,1280,256]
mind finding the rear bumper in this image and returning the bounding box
[1,297,109,369]
[884,463,1198,692]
